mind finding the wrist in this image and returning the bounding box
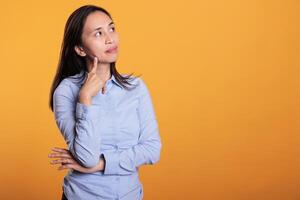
[82,159,104,173]
[78,93,91,105]
[98,157,105,171]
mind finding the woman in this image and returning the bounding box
[48,5,162,200]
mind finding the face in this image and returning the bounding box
[75,11,119,64]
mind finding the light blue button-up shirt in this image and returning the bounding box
[53,70,162,200]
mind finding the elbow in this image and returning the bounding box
[151,152,161,164]
[150,141,162,164]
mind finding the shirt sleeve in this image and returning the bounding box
[53,80,103,168]
[102,78,162,175]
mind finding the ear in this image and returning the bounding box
[74,45,87,57]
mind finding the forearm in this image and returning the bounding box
[55,100,104,168]
[102,137,161,175]
[54,81,104,169]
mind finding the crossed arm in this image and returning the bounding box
[49,79,162,174]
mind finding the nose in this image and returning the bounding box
[105,33,114,44]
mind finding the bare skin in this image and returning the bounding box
[49,11,120,173]
[48,147,104,173]
[79,56,107,105]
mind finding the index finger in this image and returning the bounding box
[51,147,69,153]
[91,56,98,73]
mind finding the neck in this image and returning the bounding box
[88,62,111,81]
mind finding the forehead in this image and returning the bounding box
[83,11,112,33]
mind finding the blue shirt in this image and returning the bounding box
[53,70,162,200]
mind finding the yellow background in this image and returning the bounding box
[0,0,299,199]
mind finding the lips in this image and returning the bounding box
[105,46,118,53]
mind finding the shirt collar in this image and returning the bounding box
[110,74,123,89]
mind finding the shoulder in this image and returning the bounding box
[56,71,85,91]
[53,77,79,101]
[55,79,72,93]
[120,73,148,91]
[136,76,149,92]
[128,75,151,97]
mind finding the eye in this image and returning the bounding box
[110,27,115,32]
[95,31,102,37]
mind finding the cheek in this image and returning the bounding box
[114,34,120,45]
[89,41,106,55]
[85,35,119,59]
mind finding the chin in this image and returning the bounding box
[105,56,119,63]
[102,58,118,64]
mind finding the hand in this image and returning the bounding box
[79,57,106,105]
[48,147,105,173]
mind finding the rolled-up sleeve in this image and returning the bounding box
[102,78,162,175]
[53,80,103,168]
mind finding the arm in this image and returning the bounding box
[53,80,104,168]
[102,78,162,175]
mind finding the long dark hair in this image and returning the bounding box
[49,5,140,111]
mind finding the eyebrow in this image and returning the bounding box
[93,21,114,32]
